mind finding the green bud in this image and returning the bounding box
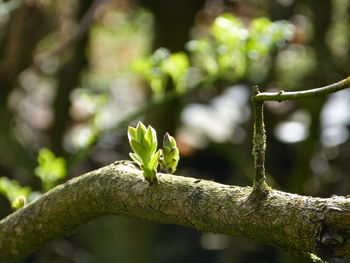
[160,133,180,174]
[12,195,27,210]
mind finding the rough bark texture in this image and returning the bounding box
[1,161,350,262]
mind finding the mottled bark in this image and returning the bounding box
[0,161,350,262]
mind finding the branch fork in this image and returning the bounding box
[251,77,350,195]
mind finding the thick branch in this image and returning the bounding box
[1,161,350,262]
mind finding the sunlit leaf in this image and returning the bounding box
[0,177,31,204]
[128,126,138,141]
[128,122,161,183]
[130,139,149,163]
[152,48,171,64]
[149,150,161,171]
[162,52,189,93]
[136,121,147,143]
[129,153,142,165]
[144,126,157,153]
[211,14,247,47]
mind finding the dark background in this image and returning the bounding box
[0,0,350,262]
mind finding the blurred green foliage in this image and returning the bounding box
[0,177,31,208]
[134,48,190,95]
[35,148,67,191]
[188,14,294,81]
[0,1,350,262]
[11,194,27,210]
[134,14,293,101]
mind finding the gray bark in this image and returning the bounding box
[0,161,349,262]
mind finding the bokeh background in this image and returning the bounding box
[0,0,350,262]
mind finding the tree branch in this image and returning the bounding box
[1,161,350,262]
[250,76,350,195]
[253,76,350,102]
[251,86,269,195]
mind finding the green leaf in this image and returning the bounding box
[249,17,272,35]
[129,153,142,165]
[211,14,247,47]
[130,139,149,163]
[144,126,154,148]
[136,121,147,144]
[35,148,67,191]
[128,122,160,184]
[187,39,218,76]
[161,52,189,93]
[148,150,160,171]
[0,177,31,204]
[128,126,138,141]
[144,125,157,153]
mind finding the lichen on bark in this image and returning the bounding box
[251,88,269,195]
[1,161,350,262]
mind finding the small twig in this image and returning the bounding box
[254,76,350,102]
[250,76,350,195]
[251,86,269,194]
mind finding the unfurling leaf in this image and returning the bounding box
[130,139,149,162]
[136,122,147,143]
[128,126,138,141]
[129,153,142,166]
[128,122,159,184]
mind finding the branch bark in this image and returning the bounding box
[1,161,350,262]
[249,76,350,195]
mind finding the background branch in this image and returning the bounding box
[250,77,350,194]
[1,161,350,263]
[34,0,108,66]
[67,75,219,167]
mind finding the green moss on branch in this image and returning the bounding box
[1,161,350,262]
